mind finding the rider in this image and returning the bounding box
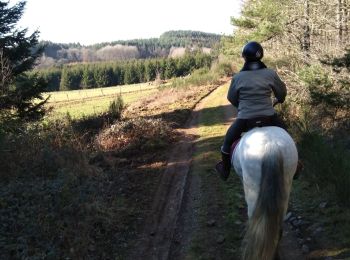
[216,41,289,180]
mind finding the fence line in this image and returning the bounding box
[44,83,160,103]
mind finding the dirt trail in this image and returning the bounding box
[129,86,216,260]
[130,83,304,259]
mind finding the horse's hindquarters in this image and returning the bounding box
[234,126,298,260]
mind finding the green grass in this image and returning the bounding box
[298,132,350,206]
[45,88,158,119]
[187,84,245,259]
[289,132,350,251]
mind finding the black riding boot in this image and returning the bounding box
[215,149,231,181]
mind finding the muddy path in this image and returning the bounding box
[129,83,304,260]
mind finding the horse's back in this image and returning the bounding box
[232,126,298,217]
[233,126,298,194]
[234,126,297,171]
[240,126,296,152]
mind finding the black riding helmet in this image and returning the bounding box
[242,41,264,62]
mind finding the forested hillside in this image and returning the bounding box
[34,52,213,91]
[39,30,221,67]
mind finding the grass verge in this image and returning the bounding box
[289,131,350,257]
[186,84,245,259]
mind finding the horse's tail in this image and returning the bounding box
[242,146,286,260]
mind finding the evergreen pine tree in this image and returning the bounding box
[82,66,95,89]
[0,0,47,120]
[164,58,177,79]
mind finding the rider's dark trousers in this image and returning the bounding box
[222,114,287,153]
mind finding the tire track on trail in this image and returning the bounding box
[129,84,223,260]
[129,82,304,259]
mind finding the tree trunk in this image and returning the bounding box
[303,0,311,61]
[337,0,344,45]
[343,0,349,43]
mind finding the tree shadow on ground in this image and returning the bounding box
[141,103,235,128]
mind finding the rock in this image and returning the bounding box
[295,228,302,237]
[88,244,96,251]
[234,220,243,225]
[284,212,293,221]
[207,220,216,227]
[301,244,310,254]
[289,216,297,223]
[291,219,303,228]
[312,227,323,236]
[306,222,322,232]
[89,153,104,164]
[217,235,225,244]
[298,219,306,226]
[115,158,129,166]
[319,201,328,208]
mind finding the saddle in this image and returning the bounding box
[246,116,273,129]
[230,116,273,158]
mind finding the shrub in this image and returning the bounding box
[211,60,234,77]
[295,64,350,134]
[170,68,221,88]
[0,118,133,258]
[96,118,174,152]
[108,95,124,120]
[0,119,89,180]
[298,65,340,107]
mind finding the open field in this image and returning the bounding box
[46,89,159,119]
[44,82,165,119]
[43,82,161,103]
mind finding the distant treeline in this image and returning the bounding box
[91,30,222,49]
[34,52,213,91]
[39,30,221,67]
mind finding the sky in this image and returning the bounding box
[10,0,242,45]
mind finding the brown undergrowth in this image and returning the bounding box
[0,82,221,259]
